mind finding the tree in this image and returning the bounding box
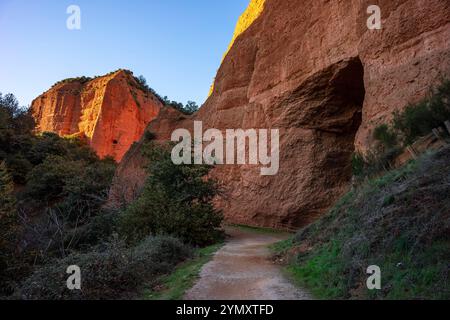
[119,140,223,246]
[184,101,199,115]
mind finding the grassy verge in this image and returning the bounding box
[274,148,450,300]
[144,243,223,300]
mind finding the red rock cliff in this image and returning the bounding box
[113,0,450,228]
[31,70,163,161]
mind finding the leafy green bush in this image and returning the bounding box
[19,236,192,300]
[119,141,223,246]
[23,143,115,215]
[18,153,116,260]
[351,153,365,177]
[393,79,450,145]
[354,79,450,179]
[24,155,84,202]
[373,124,397,148]
[393,101,438,145]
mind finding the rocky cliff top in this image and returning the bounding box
[31,70,163,161]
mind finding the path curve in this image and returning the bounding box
[184,227,311,300]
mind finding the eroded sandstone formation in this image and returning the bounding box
[31,70,163,161]
[114,0,450,228]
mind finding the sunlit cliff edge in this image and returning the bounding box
[31,70,162,162]
[209,0,266,96]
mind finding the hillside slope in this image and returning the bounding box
[276,147,450,299]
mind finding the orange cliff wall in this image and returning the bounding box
[31,70,163,162]
[113,0,450,228]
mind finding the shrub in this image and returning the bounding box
[19,154,116,259]
[351,153,365,177]
[393,79,450,145]
[5,153,32,184]
[144,131,157,141]
[119,141,223,246]
[373,124,397,149]
[51,76,92,88]
[393,101,438,145]
[355,79,450,179]
[0,161,20,295]
[24,155,85,202]
[23,150,115,215]
[19,236,191,300]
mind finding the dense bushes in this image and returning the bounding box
[0,92,120,296]
[20,236,192,300]
[1,91,221,299]
[392,79,450,145]
[24,153,116,216]
[119,139,223,246]
[13,138,117,259]
[353,79,450,178]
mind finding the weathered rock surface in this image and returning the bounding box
[114,0,450,228]
[31,70,162,161]
[109,107,189,206]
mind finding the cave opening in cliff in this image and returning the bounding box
[332,57,365,135]
[287,57,366,227]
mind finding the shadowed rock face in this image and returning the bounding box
[114,0,450,228]
[31,70,163,162]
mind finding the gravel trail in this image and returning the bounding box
[184,227,311,300]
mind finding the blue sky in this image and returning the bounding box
[0,0,248,107]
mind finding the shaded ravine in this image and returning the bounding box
[184,227,311,300]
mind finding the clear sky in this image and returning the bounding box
[0,0,249,107]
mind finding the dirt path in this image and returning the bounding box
[184,227,311,300]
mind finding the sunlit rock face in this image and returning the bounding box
[210,0,266,96]
[114,0,450,228]
[31,70,162,162]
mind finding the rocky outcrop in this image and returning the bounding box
[31,70,163,161]
[109,107,189,206]
[114,0,450,228]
